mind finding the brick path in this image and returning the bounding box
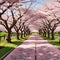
[4,34,60,60]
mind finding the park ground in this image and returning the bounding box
[1,33,60,60]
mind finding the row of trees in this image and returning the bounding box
[38,0,60,39]
[0,0,35,43]
[1,0,60,43]
[39,17,60,39]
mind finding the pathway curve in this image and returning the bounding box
[4,34,60,60]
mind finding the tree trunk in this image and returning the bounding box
[21,30,23,38]
[39,30,41,34]
[28,30,30,35]
[24,31,26,37]
[16,31,20,40]
[47,30,50,38]
[51,30,54,40]
[6,30,12,43]
[23,26,26,37]
[44,31,46,37]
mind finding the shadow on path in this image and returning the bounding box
[4,34,60,60]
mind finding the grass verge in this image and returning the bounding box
[0,35,29,58]
[41,34,60,49]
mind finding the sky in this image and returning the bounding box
[33,0,45,8]
[5,0,46,16]
[24,0,46,8]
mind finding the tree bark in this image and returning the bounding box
[21,30,23,38]
[44,31,46,37]
[24,31,26,37]
[51,30,55,40]
[39,30,41,34]
[47,30,50,38]
[16,31,20,40]
[28,30,30,35]
[6,30,12,43]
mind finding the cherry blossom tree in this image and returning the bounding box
[0,0,34,43]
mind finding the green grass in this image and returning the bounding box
[44,37,60,49]
[32,32,39,35]
[41,33,60,49]
[0,32,7,36]
[0,35,29,58]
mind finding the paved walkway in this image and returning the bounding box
[4,34,60,60]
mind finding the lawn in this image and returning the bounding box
[0,32,7,36]
[32,32,39,35]
[41,33,60,49]
[0,35,29,59]
[44,37,60,48]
